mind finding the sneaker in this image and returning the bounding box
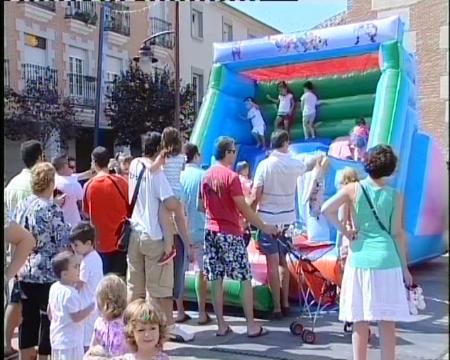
[168,324,194,342]
[158,248,177,265]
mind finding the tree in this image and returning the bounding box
[105,61,196,151]
[4,73,78,152]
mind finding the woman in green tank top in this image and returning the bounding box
[322,145,413,360]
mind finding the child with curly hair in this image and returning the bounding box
[86,274,129,357]
[120,299,169,360]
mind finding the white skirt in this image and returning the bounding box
[339,265,414,323]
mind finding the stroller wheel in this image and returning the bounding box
[302,329,316,344]
[344,322,353,333]
[289,320,304,336]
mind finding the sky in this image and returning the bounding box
[227,0,348,33]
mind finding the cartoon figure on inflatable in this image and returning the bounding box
[183,16,446,312]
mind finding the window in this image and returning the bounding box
[191,9,203,39]
[223,22,233,42]
[69,56,84,96]
[25,33,46,49]
[106,71,119,96]
[247,31,257,39]
[192,71,204,113]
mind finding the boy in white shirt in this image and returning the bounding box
[300,81,318,139]
[70,221,104,352]
[243,97,266,149]
[47,251,95,360]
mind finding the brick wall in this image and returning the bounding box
[342,0,449,160]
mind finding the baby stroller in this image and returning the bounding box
[276,233,338,344]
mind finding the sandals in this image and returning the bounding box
[175,314,192,324]
[247,326,269,338]
[216,326,233,337]
[197,313,213,325]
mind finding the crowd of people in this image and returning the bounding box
[4,123,414,360]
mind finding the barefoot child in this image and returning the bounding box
[243,97,266,149]
[121,299,169,360]
[300,81,318,139]
[47,251,95,360]
[150,127,192,265]
[87,274,129,357]
[70,221,103,352]
[266,81,295,134]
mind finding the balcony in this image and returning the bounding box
[150,17,174,49]
[104,3,130,37]
[4,59,10,90]
[27,1,56,12]
[68,74,96,108]
[21,63,58,90]
[65,1,98,25]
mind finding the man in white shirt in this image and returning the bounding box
[128,131,194,342]
[300,81,318,139]
[252,130,322,319]
[52,154,83,228]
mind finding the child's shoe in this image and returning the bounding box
[158,247,177,265]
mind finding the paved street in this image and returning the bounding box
[165,255,449,360]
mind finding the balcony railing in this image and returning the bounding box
[65,1,98,25]
[21,63,58,89]
[68,74,96,108]
[150,17,174,49]
[104,4,130,37]
[25,1,56,12]
[4,59,10,89]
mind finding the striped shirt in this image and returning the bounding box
[163,154,186,197]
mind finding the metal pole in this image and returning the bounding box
[94,3,105,148]
[174,1,180,130]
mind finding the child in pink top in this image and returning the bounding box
[86,275,129,357]
[350,117,370,161]
[236,161,253,246]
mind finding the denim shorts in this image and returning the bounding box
[256,226,293,256]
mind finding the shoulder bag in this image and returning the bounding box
[115,164,145,252]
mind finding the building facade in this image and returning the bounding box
[334,0,448,160]
[3,1,279,180]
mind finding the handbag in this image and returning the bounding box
[359,182,426,314]
[115,164,145,252]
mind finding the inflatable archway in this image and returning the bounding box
[186,16,446,311]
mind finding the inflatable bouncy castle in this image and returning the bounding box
[186,16,446,311]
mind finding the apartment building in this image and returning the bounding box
[315,0,449,160]
[3,1,279,180]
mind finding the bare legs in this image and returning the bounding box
[195,271,208,323]
[4,302,21,354]
[211,278,261,335]
[266,253,290,313]
[303,119,316,139]
[352,321,396,360]
[252,131,266,149]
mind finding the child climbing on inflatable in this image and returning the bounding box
[300,81,318,140]
[350,117,370,161]
[243,97,266,149]
[266,81,296,134]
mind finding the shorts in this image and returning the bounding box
[351,134,367,149]
[127,231,174,299]
[99,250,127,277]
[173,235,188,299]
[257,225,293,256]
[51,346,84,360]
[252,126,265,137]
[10,278,21,304]
[19,281,52,355]
[303,112,316,124]
[203,230,252,282]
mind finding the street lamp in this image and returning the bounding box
[133,27,180,130]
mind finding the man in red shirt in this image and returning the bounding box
[201,136,278,338]
[83,146,129,277]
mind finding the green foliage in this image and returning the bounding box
[4,75,79,151]
[105,61,196,147]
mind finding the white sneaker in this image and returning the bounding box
[169,324,194,342]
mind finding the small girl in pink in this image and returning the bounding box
[350,117,370,161]
[86,274,129,357]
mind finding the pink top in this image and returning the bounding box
[120,352,169,359]
[239,175,253,200]
[93,317,128,356]
[354,125,369,138]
